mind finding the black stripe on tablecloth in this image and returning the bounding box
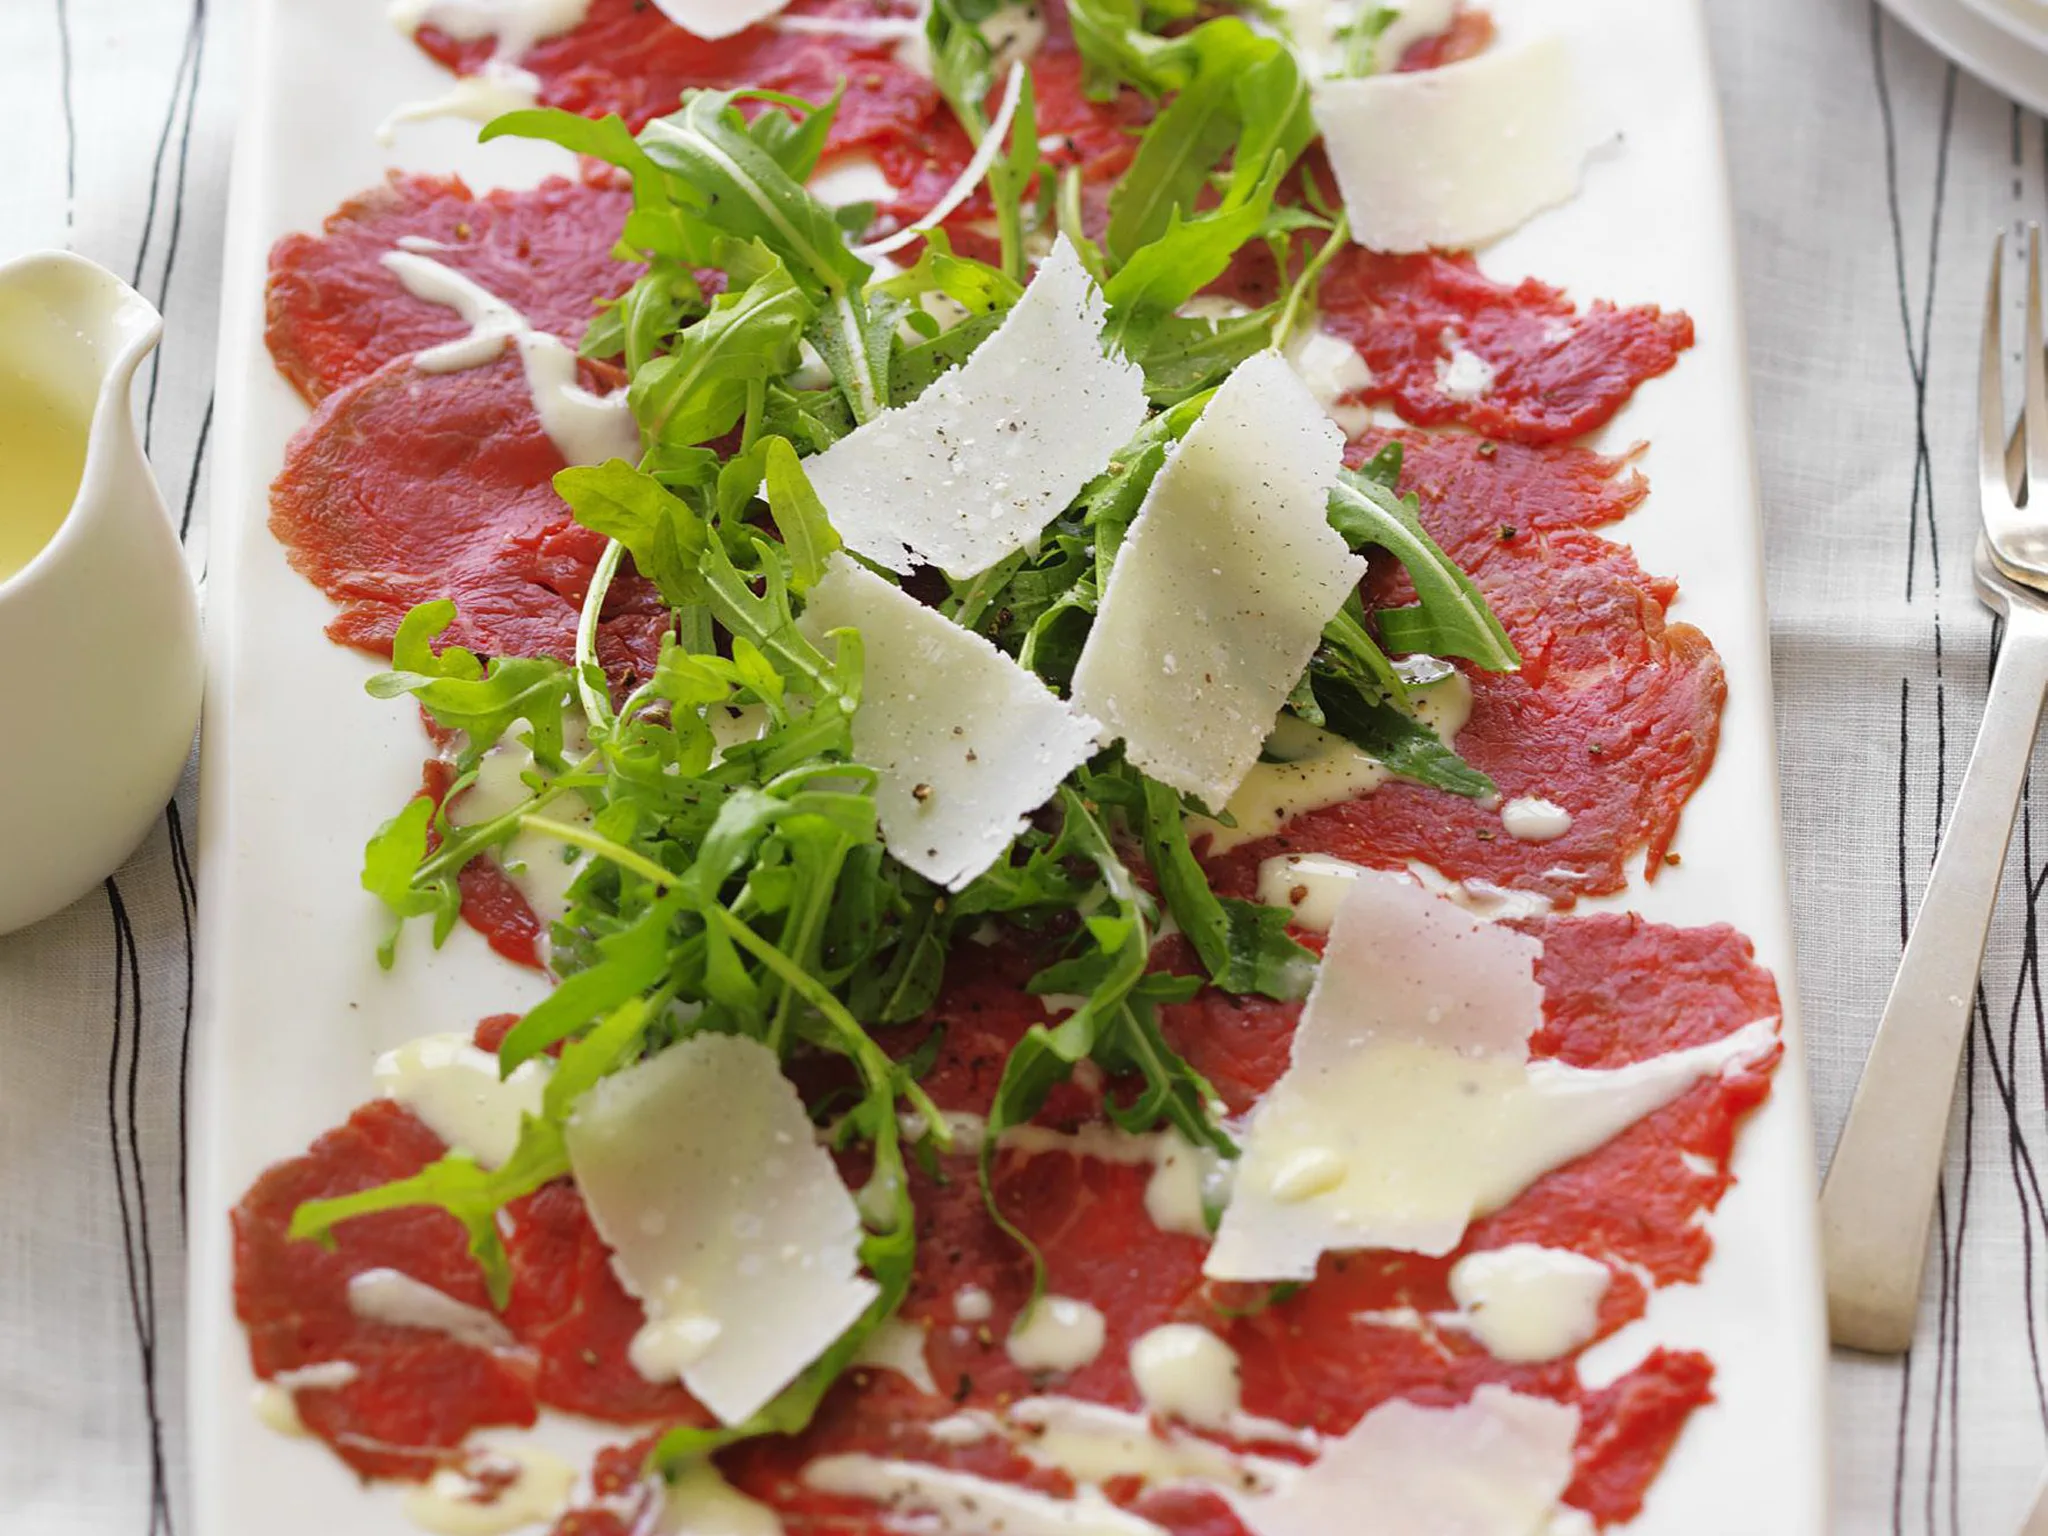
[166,800,198,1218]
[140,0,211,457]
[1872,6,1971,1530]
[105,878,175,1536]
[178,394,213,545]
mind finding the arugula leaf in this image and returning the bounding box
[1137,776,1315,1000]
[553,461,707,605]
[360,796,457,966]
[762,437,841,592]
[367,602,574,769]
[1327,469,1520,670]
[1102,153,1287,356]
[630,253,811,447]
[1104,48,1244,261]
[1313,679,1497,799]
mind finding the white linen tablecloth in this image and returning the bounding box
[0,0,2040,1529]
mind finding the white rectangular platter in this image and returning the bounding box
[188,2,1831,1531]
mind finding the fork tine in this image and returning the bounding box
[1987,228,2012,515]
[2026,226,2048,508]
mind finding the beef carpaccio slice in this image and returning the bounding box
[1316,248,1696,446]
[266,172,636,405]
[268,349,669,680]
[1204,437,1722,903]
[406,0,1148,231]
[235,915,1780,1529]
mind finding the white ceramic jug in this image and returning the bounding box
[0,251,203,935]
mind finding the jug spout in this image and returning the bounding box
[0,250,164,447]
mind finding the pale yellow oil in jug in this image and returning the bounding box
[0,362,89,584]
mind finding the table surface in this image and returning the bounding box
[0,0,2039,1530]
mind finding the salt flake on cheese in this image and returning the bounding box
[1314,33,1603,254]
[1069,352,1361,808]
[1231,1385,1578,1536]
[1205,870,1778,1281]
[803,236,1148,579]
[564,1032,878,1426]
[798,554,1100,889]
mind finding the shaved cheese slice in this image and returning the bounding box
[1314,34,1602,254]
[565,1033,878,1426]
[1231,1385,1578,1536]
[803,236,1148,578]
[650,0,789,41]
[1069,353,1360,808]
[798,554,1099,889]
[1205,871,1779,1280]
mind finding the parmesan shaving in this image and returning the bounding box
[1230,1385,1579,1536]
[1206,871,1779,1280]
[798,554,1099,889]
[803,236,1148,579]
[565,1033,879,1426]
[1314,34,1603,254]
[1069,353,1361,807]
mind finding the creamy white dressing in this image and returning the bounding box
[852,1316,939,1395]
[1500,796,1573,843]
[276,1359,362,1391]
[1254,852,1555,934]
[1436,334,1498,402]
[928,1409,1004,1446]
[382,250,638,467]
[1009,1397,1284,1496]
[348,1268,516,1350]
[401,1445,578,1536]
[374,1032,552,1169]
[1129,1325,1318,1452]
[251,1364,357,1441]
[446,726,595,934]
[388,0,587,60]
[661,1459,787,1536]
[953,1284,994,1323]
[807,154,899,212]
[1006,1294,1106,1374]
[1284,326,1374,438]
[801,1455,1168,1536]
[1402,859,1556,922]
[378,60,541,145]
[1194,672,1468,855]
[1447,1245,1611,1363]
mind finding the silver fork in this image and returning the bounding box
[1819,227,2048,1354]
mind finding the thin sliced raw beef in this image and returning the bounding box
[239,914,1775,1522]
[231,1101,541,1479]
[268,350,669,681]
[415,0,937,143]
[500,1181,712,1427]
[1347,428,1649,542]
[1316,248,1695,445]
[266,172,635,405]
[410,0,1144,232]
[1203,515,1722,901]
